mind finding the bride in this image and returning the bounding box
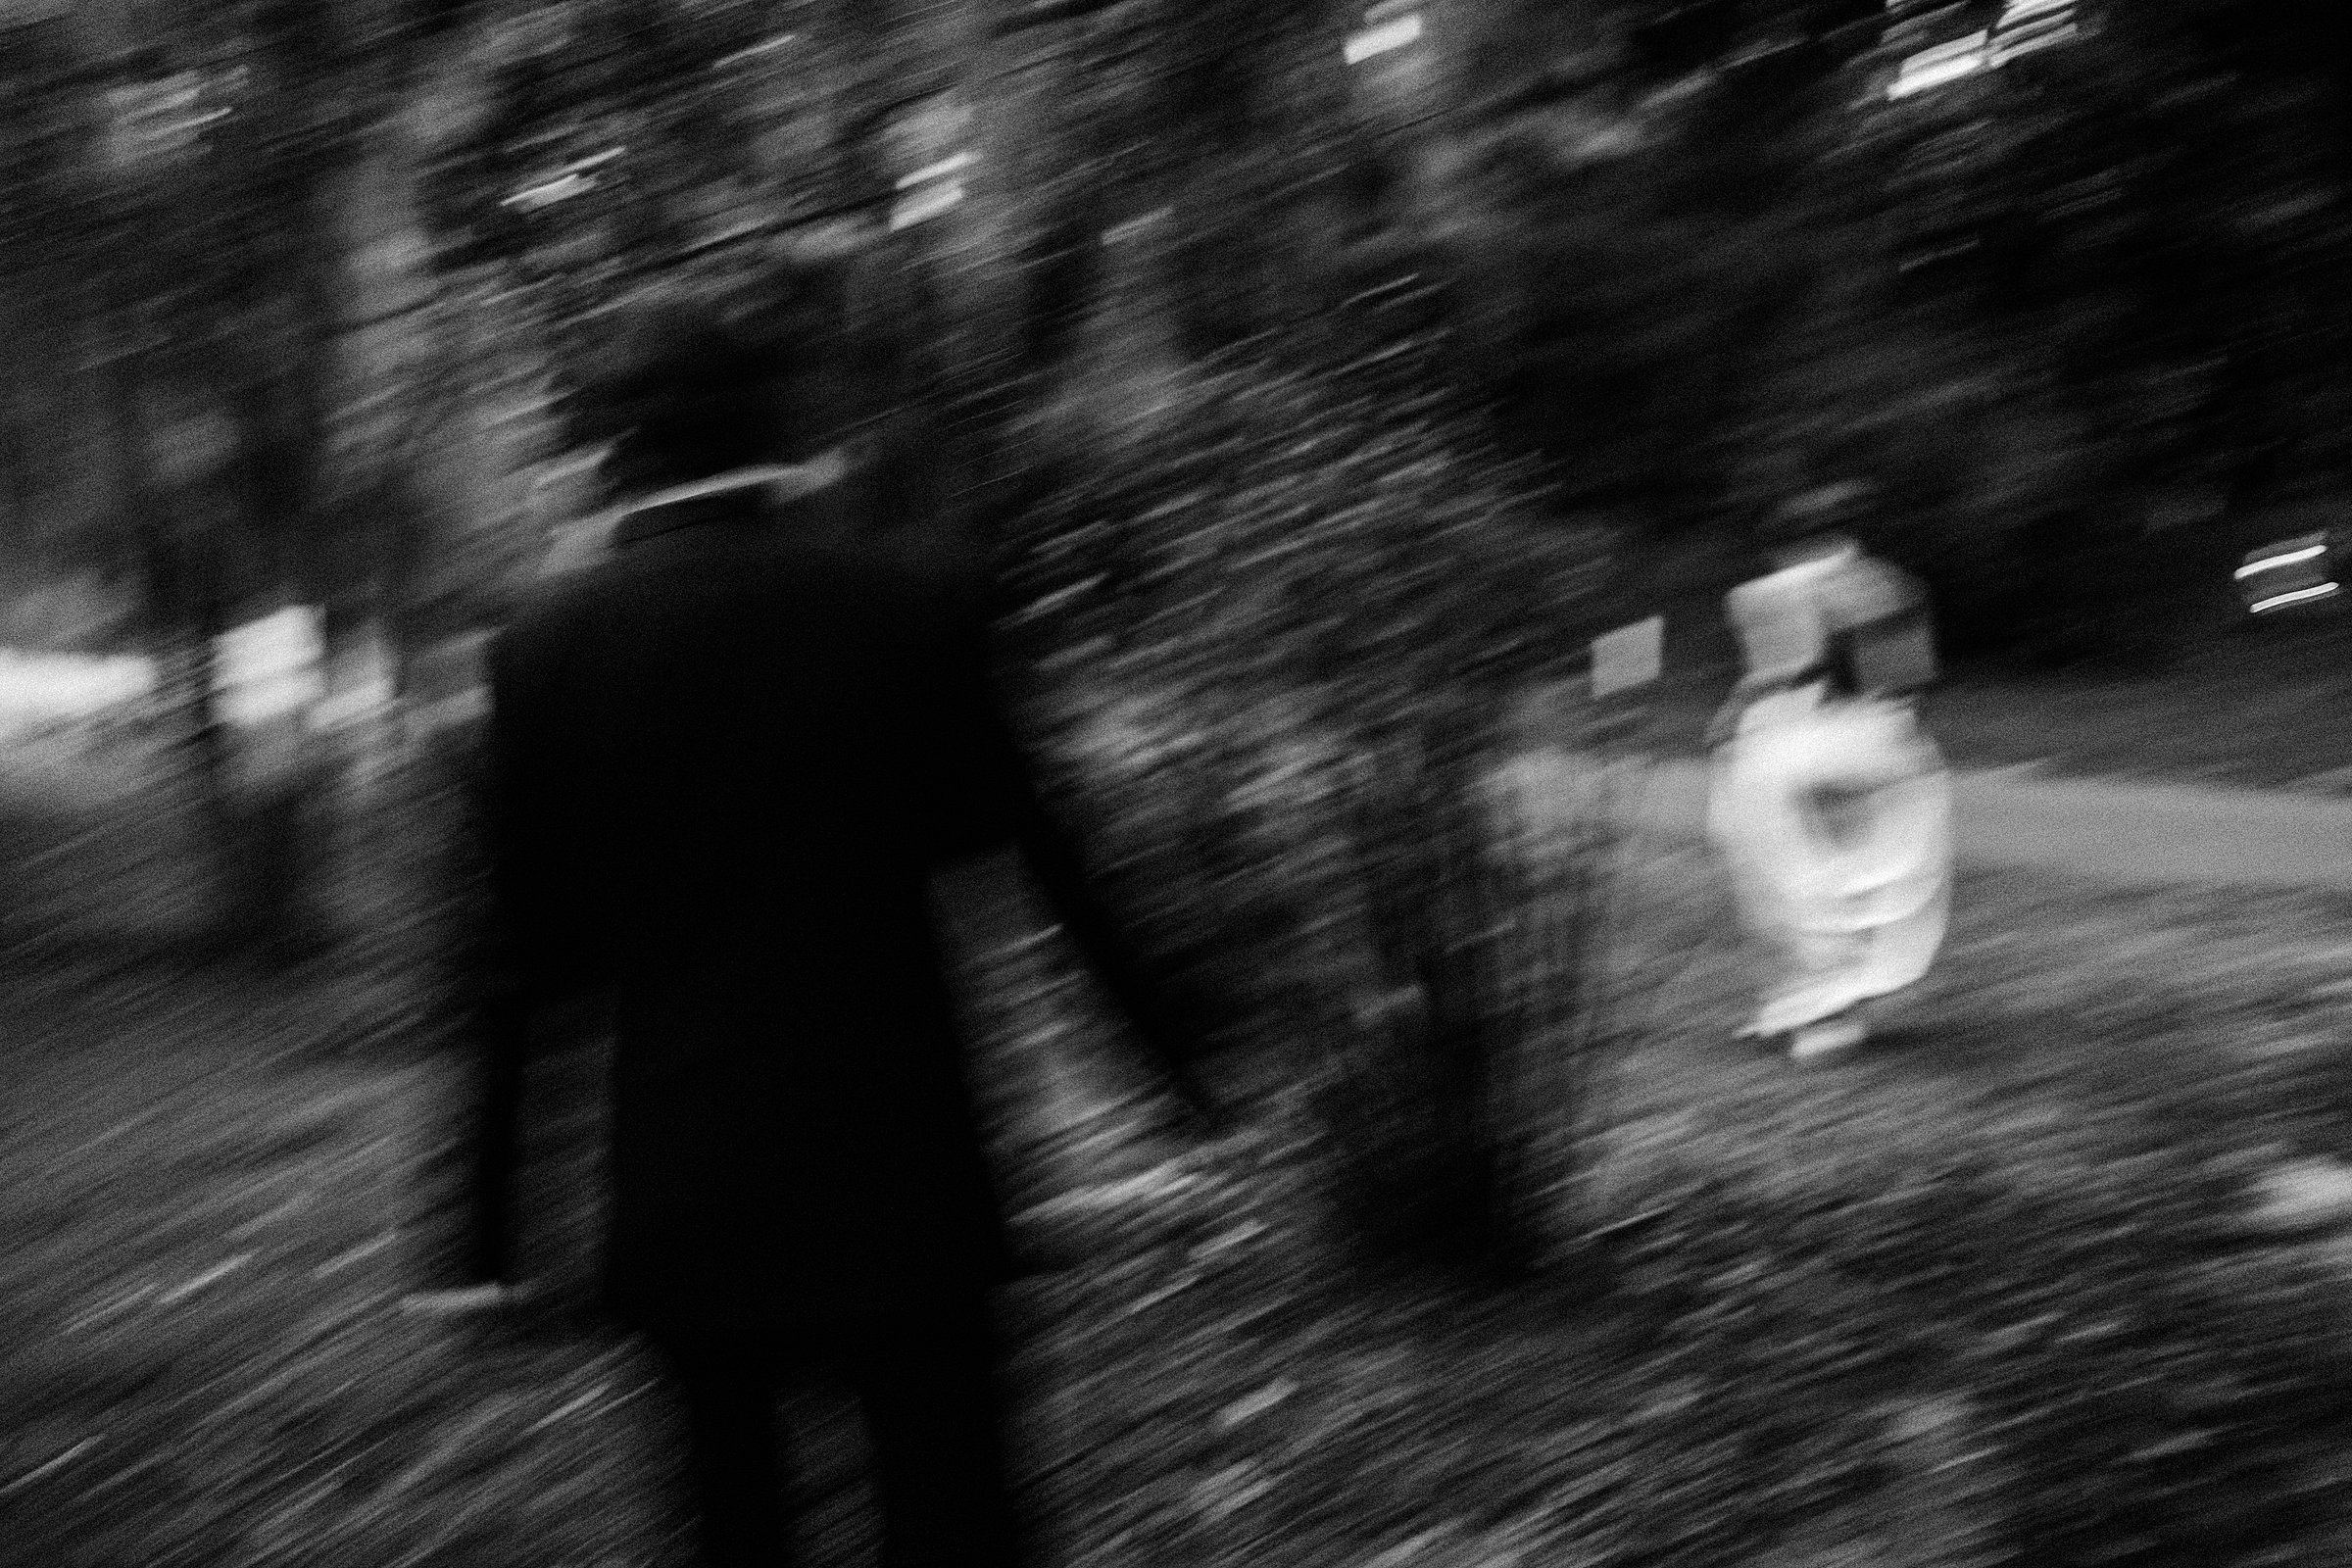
[1703,483,1951,1062]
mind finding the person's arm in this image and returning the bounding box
[1706,583,1775,747]
[996,717,1227,1131]
[945,608,1226,1131]
[1703,679,1763,750]
[1825,553,1938,699]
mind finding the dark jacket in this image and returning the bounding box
[488,482,1198,1335]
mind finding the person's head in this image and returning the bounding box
[1759,479,1874,567]
[562,276,815,499]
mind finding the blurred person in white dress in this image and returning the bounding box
[1703,482,1951,1062]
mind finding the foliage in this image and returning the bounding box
[13,0,2352,667]
[416,0,795,298]
[998,341,1616,1263]
[1009,345,1603,709]
[1362,0,2352,656]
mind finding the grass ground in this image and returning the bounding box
[11,751,2352,1568]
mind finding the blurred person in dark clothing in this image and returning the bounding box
[398,631,543,1320]
[488,277,1218,1568]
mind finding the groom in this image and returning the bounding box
[488,280,1216,1567]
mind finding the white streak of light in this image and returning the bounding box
[1888,32,1988,99]
[0,1439,103,1498]
[2251,583,2341,613]
[896,150,975,190]
[2236,544,2328,577]
[312,1232,401,1281]
[889,181,965,231]
[158,1252,254,1304]
[713,33,796,70]
[1990,21,2079,64]
[1345,14,1423,66]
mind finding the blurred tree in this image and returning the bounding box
[13,0,2352,965]
[0,0,583,954]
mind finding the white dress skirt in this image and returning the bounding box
[1705,684,1952,1039]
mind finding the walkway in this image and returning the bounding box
[1555,755,2352,893]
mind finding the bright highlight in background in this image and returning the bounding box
[2250,583,2340,613]
[1346,13,1423,66]
[890,147,973,232]
[2235,545,2328,578]
[1888,32,1988,100]
[890,181,965,232]
[895,151,975,191]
